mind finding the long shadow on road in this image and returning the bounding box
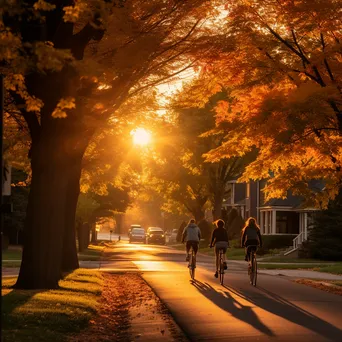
[191,278,342,341]
[224,285,342,341]
[191,279,275,337]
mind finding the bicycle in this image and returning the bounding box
[247,245,258,286]
[188,246,196,280]
[218,248,225,285]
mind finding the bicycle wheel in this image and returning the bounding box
[249,253,254,285]
[252,254,257,286]
[219,253,224,285]
[189,250,195,279]
[191,252,196,279]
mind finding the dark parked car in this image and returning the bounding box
[129,227,146,244]
[146,227,166,245]
[128,224,142,238]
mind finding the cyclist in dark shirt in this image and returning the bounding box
[241,217,262,262]
[210,219,229,278]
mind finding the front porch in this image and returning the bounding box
[259,207,300,235]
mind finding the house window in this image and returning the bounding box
[276,211,299,234]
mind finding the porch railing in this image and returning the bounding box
[293,231,307,249]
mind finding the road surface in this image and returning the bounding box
[103,242,342,342]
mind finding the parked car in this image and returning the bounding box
[146,227,166,245]
[129,227,146,244]
[128,224,142,238]
[169,229,179,243]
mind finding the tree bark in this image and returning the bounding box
[15,137,69,289]
[91,223,97,243]
[192,207,205,223]
[61,154,84,272]
[212,191,224,221]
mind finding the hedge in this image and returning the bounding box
[257,234,297,255]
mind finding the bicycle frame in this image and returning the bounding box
[218,248,225,285]
[188,247,196,280]
[246,245,258,286]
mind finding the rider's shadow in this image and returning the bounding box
[190,279,275,337]
[224,284,342,341]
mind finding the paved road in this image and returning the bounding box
[103,242,342,342]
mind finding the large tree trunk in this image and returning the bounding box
[212,191,224,221]
[61,155,83,272]
[192,207,205,223]
[15,138,69,289]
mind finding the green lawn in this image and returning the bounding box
[78,245,105,261]
[2,248,22,260]
[315,264,342,275]
[258,262,342,275]
[259,256,336,263]
[332,281,342,287]
[2,269,103,342]
[171,243,249,260]
[2,245,104,264]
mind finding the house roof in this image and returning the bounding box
[261,180,325,209]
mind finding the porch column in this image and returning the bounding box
[304,212,308,239]
[260,211,264,234]
[265,210,269,234]
[272,210,276,234]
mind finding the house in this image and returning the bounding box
[223,179,319,256]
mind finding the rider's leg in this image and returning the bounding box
[185,241,191,261]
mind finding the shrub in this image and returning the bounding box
[257,234,297,255]
[198,219,214,242]
[226,208,245,239]
[304,200,342,261]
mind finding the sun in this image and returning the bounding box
[131,128,151,146]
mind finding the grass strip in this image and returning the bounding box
[259,262,342,275]
[2,269,104,342]
[295,279,342,296]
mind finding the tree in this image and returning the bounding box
[143,90,252,222]
[2,0,216,288]
[303,190,342,260]
[173,90,255,219]
[186,0,342,208]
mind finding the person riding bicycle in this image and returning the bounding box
[241,217,262,262]
[182,219,201,262]
[209,219,229,278]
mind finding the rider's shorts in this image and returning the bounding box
[215,241,229,254]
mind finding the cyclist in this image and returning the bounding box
[182,219,201,262]
[241,217,263,262]
[210,219,229,278]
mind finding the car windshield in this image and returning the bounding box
[150,230,163,234]
[131,228,145,235]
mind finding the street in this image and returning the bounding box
[101,242,342,342]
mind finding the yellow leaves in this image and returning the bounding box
[26,96,44,112]
[4,74,25,92]
[63,1,88,23]
[0,26,21,61]
[34,41,73,72]
[5,74,44,112]
[52,97,76,118]
[33,0,56,11]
